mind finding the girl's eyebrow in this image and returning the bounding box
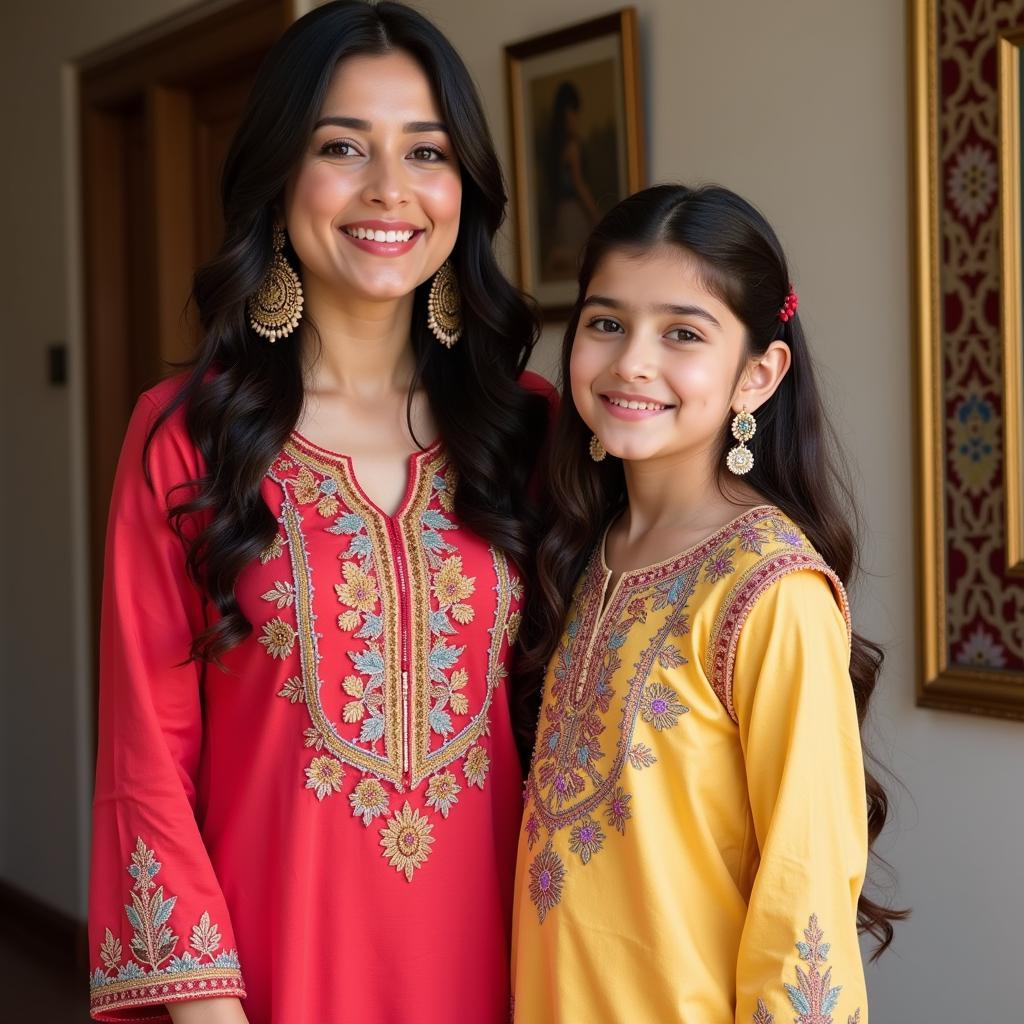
[313,115,448,133]
[581,295,721,329]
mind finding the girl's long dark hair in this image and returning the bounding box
[146,1,547,661]
[517,183,907,956]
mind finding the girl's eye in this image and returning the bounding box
[667,327,701,343]
[587,316,623,334]
[410,145,446,162]
[321,140,360,158]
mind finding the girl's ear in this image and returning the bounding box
[733,340,791,414]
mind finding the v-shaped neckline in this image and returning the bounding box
[286,429,444,521]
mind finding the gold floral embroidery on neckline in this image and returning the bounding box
[261,444,517,883]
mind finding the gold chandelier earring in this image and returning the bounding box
[248,224,304,342]
[726,408,756,475]
[589,434,607,462]
[427,258,462,347]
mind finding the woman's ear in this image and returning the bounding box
[733,340,791,414]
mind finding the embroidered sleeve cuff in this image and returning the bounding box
[90,967,246,1020]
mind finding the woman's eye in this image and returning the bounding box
[410,145,446,162]
[321,140,359,157]
[588,316,623,334]
[667,327,700,343]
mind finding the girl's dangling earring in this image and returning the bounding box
[589,434,607,462]
[248,224,304,342]
[726,408,756,475]
[427,258,462,347]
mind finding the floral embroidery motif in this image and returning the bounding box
[305,755,345,800]
[277,676,304,703]
[738,522,770,554]
[751,914,861,1024]
[704,546,735,584]
[433,554,476,622]
[261,580,295,609]
[259,618,296,659]
[90,839,243,1014]
[525,811,540,849]
[425,770,461,818]
[628,743,657,770]
[350,778,390,825]
[464,745,490,788]
[528,842,565,923]
[524,508,837,924]
[568,816,605,863]
[259,533,285,563]
[380,801,434,881]
[336,561,378,620]
[263,441,516,883]
[640,682,689,729]
[604,786,632,834]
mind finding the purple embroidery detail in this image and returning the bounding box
[528,843,565,923]
[750,914,861,1024]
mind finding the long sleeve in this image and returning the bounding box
[88,393,246,1021]
[731,569,868,1024]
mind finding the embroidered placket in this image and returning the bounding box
[385,513,413,783]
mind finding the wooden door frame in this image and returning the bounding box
[75,0,298,679]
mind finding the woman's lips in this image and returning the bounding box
[340,225,424,257]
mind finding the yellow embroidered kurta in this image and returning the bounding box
[512,506,868,1024]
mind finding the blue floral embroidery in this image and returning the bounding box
[90,838,242,1012]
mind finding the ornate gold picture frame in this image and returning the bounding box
[909,0,1024,718]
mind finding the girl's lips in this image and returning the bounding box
[340,228,424,258]
[600,394,673,420]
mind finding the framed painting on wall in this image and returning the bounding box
[909,0,1024,718]
[505,8,645,318]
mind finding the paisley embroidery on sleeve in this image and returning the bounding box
[751,914,862,1024]
[89,838,243,1015]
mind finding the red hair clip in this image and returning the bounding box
[778,285,799,323]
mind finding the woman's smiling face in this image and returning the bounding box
[570,244,750,468]
[284,49,462,304]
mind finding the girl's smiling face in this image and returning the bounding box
[570,244,756,469]
[284,50,462,304]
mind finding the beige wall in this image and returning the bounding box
[3,0,1022,1018]
[1,0,215,919]
[420,0,1024,1019]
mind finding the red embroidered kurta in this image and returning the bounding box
[89,373,550,1023]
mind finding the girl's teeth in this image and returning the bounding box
[609,397,665,410]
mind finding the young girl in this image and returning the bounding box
[511,184,901,1022]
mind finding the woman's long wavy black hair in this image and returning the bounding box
[517,183,907,956]
[146,0,547,662]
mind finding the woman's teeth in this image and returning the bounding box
[607,397,668,411]
[344,227,416,243]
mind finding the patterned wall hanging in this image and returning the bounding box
[910,0,1024,717]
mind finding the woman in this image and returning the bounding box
[87,3,551,1022]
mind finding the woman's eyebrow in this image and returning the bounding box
[582,295,721,328]
[313,116,448,133]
